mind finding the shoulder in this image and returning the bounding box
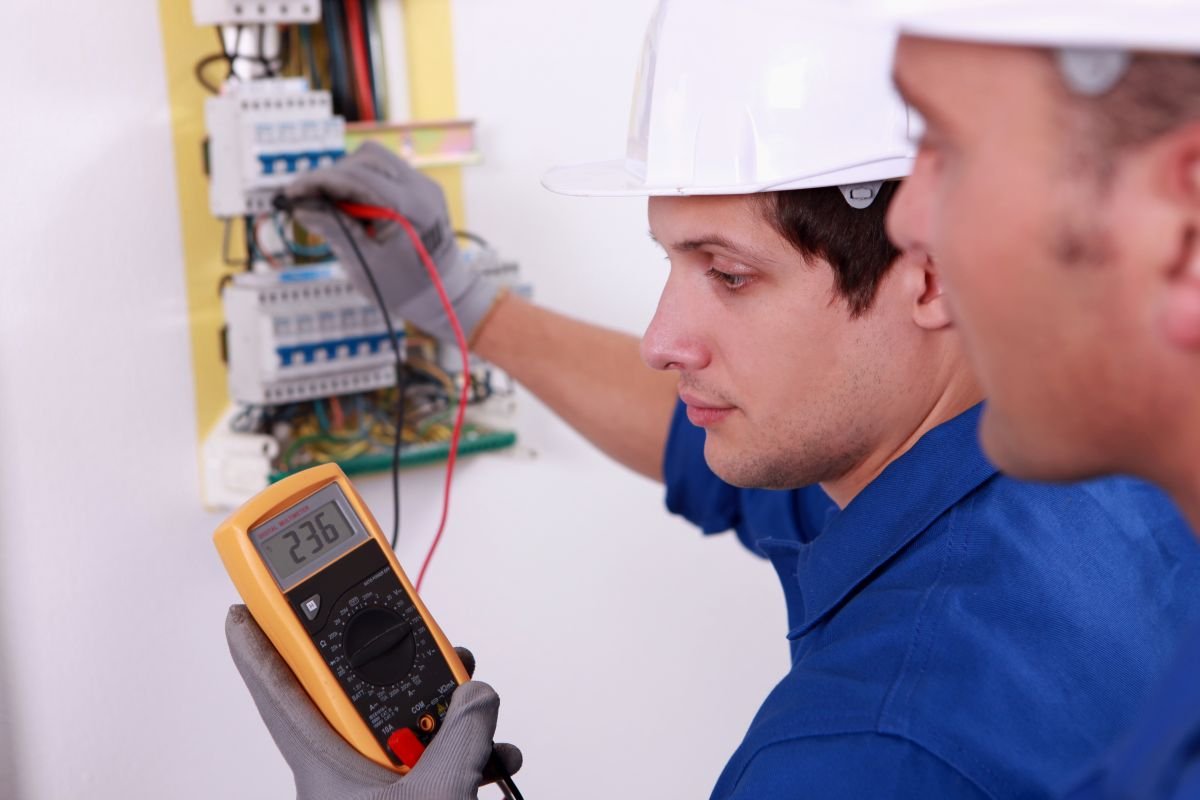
[950,472,1196,591]
[962,472,1185,539]
[865,475,1200,798]
[713,732,991,800]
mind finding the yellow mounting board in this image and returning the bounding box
[156,0,467,463]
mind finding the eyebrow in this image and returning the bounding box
[648,230,777,263]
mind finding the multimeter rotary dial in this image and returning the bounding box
[324,585,446,701]
[344,607,416,685]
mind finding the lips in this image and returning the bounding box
[679,390,736,428]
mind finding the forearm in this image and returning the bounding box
[472,292,678,481]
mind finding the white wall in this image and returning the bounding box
[0,2,787,798]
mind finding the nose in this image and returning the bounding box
[640,271,711,373]
[887,152,935,256]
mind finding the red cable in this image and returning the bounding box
[343,0,377,122]
[337,201,468,592]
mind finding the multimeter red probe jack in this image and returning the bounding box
[273,194,524,800]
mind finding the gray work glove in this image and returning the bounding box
[285,141,501,344]
[226,605,522,800]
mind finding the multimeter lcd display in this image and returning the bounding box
[252,492,368,588]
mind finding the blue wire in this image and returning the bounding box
[314,398,331,432]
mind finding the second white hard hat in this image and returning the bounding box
[542,0,917,204]
[890,0,1200,55]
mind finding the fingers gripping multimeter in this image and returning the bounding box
[214,463,470,772]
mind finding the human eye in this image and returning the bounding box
[705,264,753,293]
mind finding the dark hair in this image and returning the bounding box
[759,181,902,317]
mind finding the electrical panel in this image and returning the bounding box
[222,262,403,405]
[192,9,525,510]
[206,79,346,217]
[193,0,320,27]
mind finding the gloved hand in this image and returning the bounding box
[226,605,522,800]
[285,141,501,345]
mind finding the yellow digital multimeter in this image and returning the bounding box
[214,463,470,772]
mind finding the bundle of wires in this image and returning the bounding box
[314,0,385,121]
[195,7,392,120]
[273,383,460,476]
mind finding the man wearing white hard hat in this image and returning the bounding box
[226,1,1200,798]
[883,2,1200,798]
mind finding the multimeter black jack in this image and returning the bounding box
[215,463,522,798]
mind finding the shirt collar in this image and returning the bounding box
[762,403,998,638]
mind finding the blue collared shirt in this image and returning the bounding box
[663,402,1200,799]
[1063,621,1200,799]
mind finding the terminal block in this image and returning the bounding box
[223,262,403,405]
[206,78,346,217]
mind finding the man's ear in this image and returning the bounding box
[1157,143,1200,351]
[1160,226,1200,350]
[905,250,954,331]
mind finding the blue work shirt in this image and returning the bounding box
[663,401,1200,799]
[1063,622,1200,799]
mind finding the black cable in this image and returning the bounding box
[454,230,490,248]
[196,24,245,93]
[500,777,525,800]
[277,26,292,74]
[194,53,228,94]
[257,24,275,78]
[321,199,406,550]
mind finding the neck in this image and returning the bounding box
[1160,437,1200,540]
[1137,393,1200,540]
[820,369,983,508]
[1180,493,1200,541]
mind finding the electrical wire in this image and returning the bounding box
[454,230,491,248]
[195,53,229,94]
[276,213,333,258]
[299,25,321,90]
[329,395,346,430]
[334,201,472,593]
[322,0,355,119]
[196,24,254,93]
[362,0,387,119]
[317,200,407,551]
[343,0,378,121]
[251,215,285,269]
[257,24,275,77]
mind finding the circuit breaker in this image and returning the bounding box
[193,0,320,27]
[206,78,346,217]
[222,262,403,405]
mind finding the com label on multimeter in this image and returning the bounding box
[215,463,469,771]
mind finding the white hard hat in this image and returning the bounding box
[891,0,1200,54]
[542,0,917,206]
